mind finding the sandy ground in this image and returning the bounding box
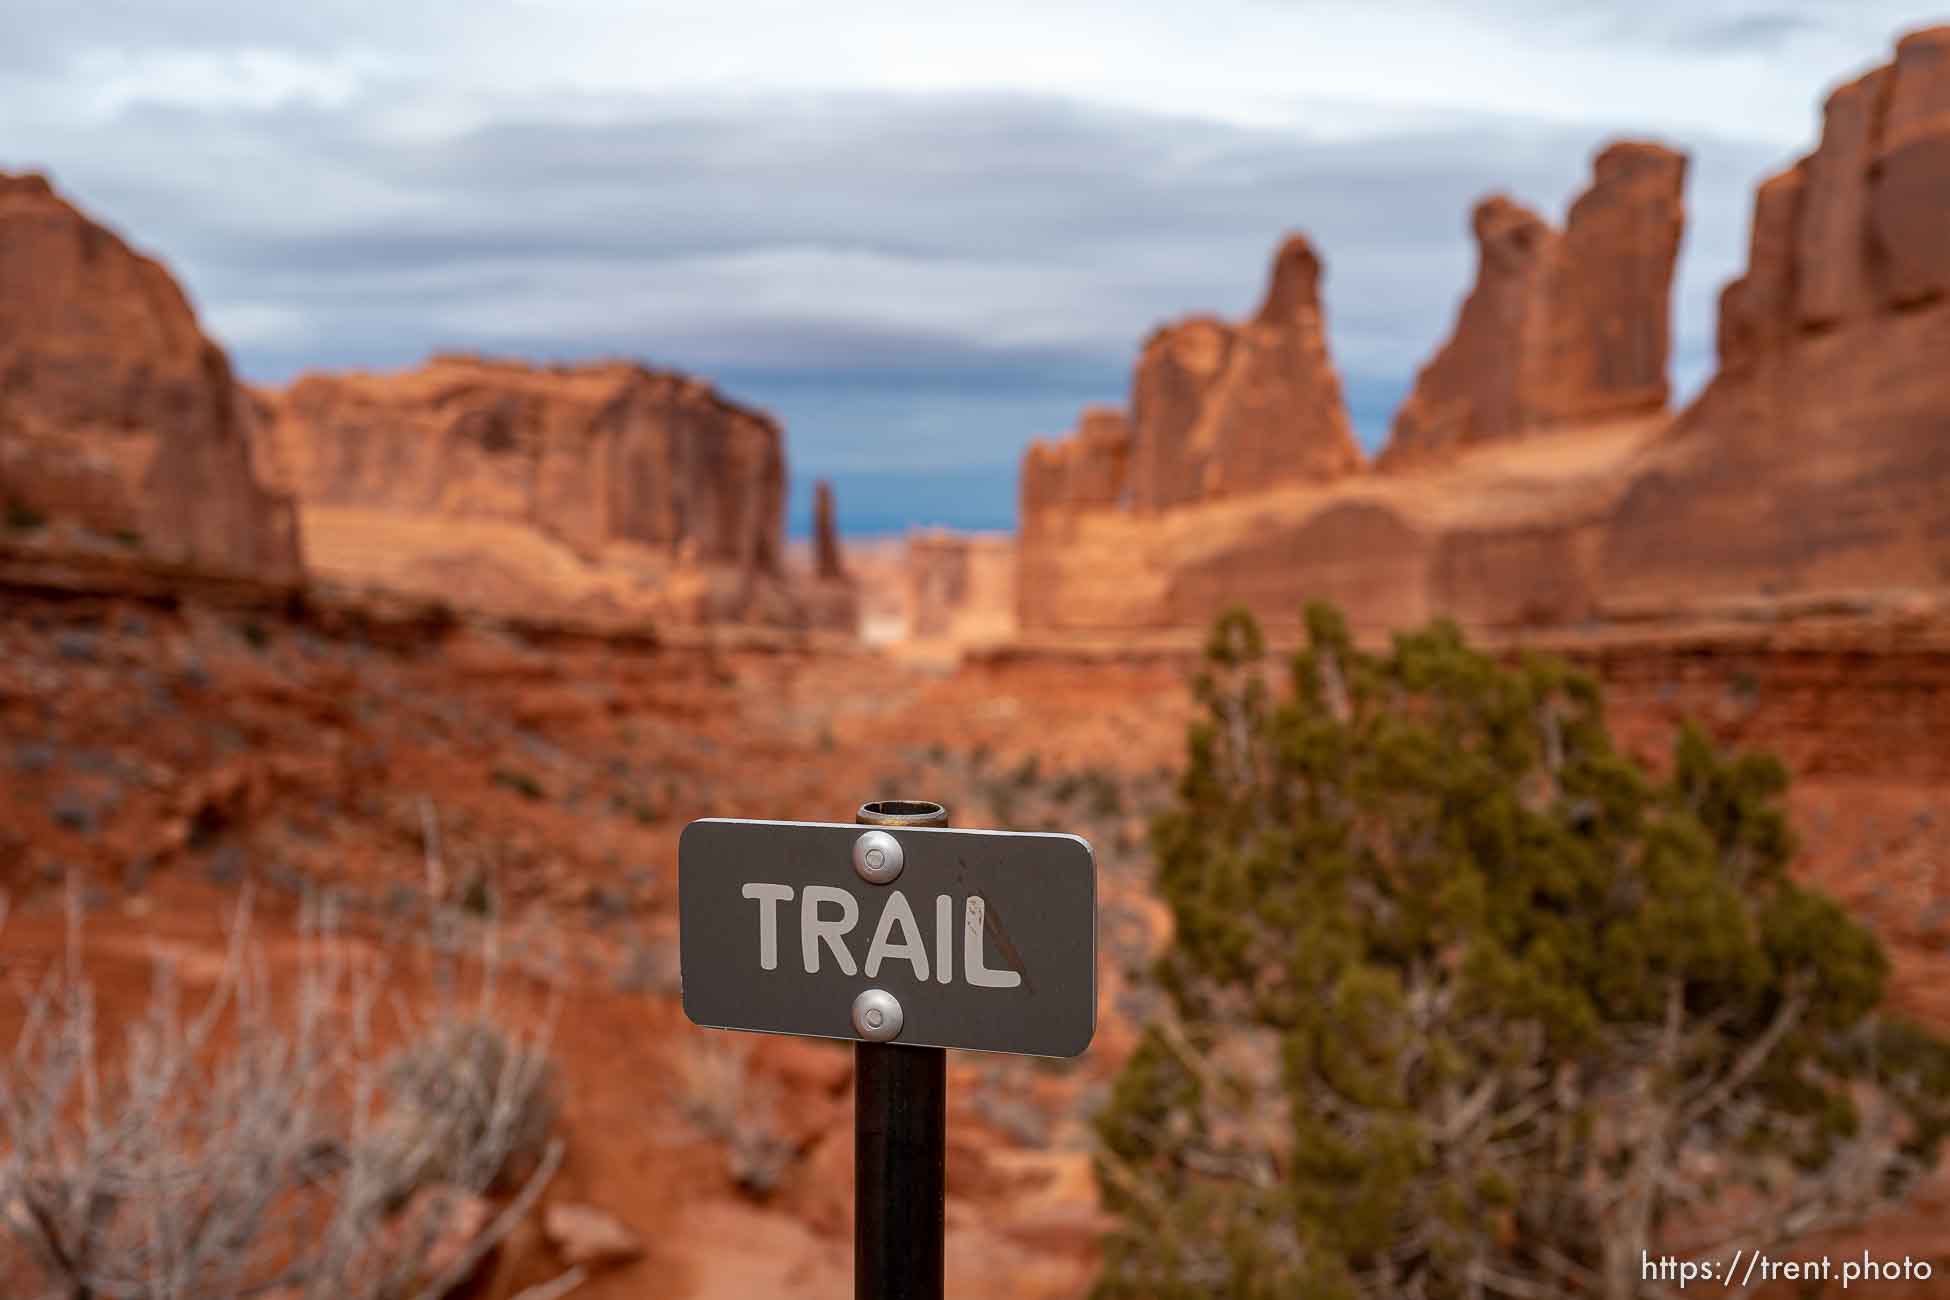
[2,584,1948,1296]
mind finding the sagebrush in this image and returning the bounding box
[0,886,564,1300]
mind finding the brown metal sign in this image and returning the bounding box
[678,818,1096,1057]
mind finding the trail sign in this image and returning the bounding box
[678,817,1096,1058]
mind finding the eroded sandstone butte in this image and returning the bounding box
[1021,235,1362,629]
[1380,141,1687,468]
[1601,26,1950,612]
[799,477,861,634]
[906,530,1017,647]
[258,354,850,629]
[1017,211,1646,637]
[812,479,847,582]
[1015,26,1950,643]
[0,172,301,583]
[1026,233,1359,526]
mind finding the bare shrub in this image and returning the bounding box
[0,882,565,1300]
[676,1038,793,1198]
[609,931,678,996]
[376,1017,562,1204]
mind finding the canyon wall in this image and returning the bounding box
[1380,142,1686,468]
[259,354,848,628]
[1600,26,1950,611]
[1023,232,1359,540]
[1016,154,1658,638]
[908,530,1016,645]
[0,172,301,583]
[1128,236,1364,510]
[1016,28,1950,642]
[839,529,1015,649]
[1021,235,1363,629]
[263,354,783,574]
[0,173,852,632]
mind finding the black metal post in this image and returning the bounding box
[854,800,949,1300]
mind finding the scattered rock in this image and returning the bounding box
[542,1201,644,1270]
[386,1184,496,1293]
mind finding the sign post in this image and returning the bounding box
[678,799,1096,1300]
[852,800,950,1300]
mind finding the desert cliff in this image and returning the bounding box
[1381,143,1687,467]
[256,353,850,628]
[1016,27,1950,642]
[1019,235,1367,630]
[1023,232,1361,534]
[1,175,855,634]
[0,172,301,584]
[1600,26,1950,612]
[1129,235,1364,508]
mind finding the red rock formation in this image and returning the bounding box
[812,479,846,580]
[1015,29,1950,641]
[265,354,782,573]
[259,354,833,626]
[1019,235,1361,628]
[1535,143,1689,424]
[1019,407,1136,630]
[1192,235,1365,497]
[1601,25,1950,610]
[1382,142,1687,467]
[1127,320,1231,512]
[1127,235,1361,510]
[1162,500,1434,631]
[905,529,1015,645]
[800,477,860,634]
[1871,28,1950,307]
[0,171,301,582]
[1715,171,1805,369]
[1022,407,1131,528]
[1382,198,1555,462]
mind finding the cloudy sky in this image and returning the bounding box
[2,1,1940,534]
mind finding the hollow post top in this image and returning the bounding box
[856,800,949,827]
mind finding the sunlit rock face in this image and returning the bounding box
[0,171,301,582]
[1601,26,1950,610]
[1014,26,1950,641]
[1126,234,1363,512]
[1380,141,1688,469]
[258,353,849,629]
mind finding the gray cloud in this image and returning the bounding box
[1386,0,1830,50]
[1,28,1800,529]
[0,0,486,68]
[1672,12,1825,52]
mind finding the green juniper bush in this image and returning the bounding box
[1093,603,1950,1300]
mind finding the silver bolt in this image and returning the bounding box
[851,988,904,1042]
[852,829,904,885]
